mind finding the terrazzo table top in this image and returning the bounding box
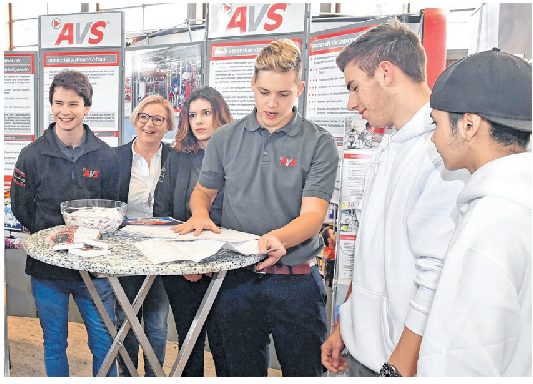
[24,225,264,276]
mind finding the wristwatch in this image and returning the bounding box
[379,363,402,377]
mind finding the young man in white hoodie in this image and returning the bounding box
[418,49,531,376]
[320,19,469,377]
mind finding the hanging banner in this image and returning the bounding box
[39,12,123,49]
[208,37,302,119]
[306,22,383,121]
[306,21,386,207]
[4,52,37,190]
[208,3,306,39]
[42,51,121,146]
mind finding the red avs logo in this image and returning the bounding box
[54,21,107,46]
[279,156,297,167]
[82,168,100,178]
[226,3,287,33]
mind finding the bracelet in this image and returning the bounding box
[379,363,402,377]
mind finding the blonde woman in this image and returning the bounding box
[115,94,175,376]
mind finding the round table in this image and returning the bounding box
[24,225,264,377]
[25,225,264,276]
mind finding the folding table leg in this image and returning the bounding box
[169,269,227,377]
[79,271,138,377]
[108,275,166,377]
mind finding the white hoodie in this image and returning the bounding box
[418,152,532,376]
[339,103,469,372]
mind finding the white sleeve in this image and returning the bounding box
[404,163,466,335]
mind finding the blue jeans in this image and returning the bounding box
[115,275,169,377]
[31,276,117,377]
[214,265,328,376]
[162,274,228,377]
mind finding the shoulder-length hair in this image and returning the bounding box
[173,86,233,154]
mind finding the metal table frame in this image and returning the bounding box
[80,269,227,377]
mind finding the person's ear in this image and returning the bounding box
[461,113,482,142]
[296,81,305,97]
[378,61,394,87]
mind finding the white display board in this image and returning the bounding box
[4,52,37,191]
[208,37,303,119]
[41,51,122,146]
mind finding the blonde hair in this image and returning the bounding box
[130,95,175,131]
[254,38,302,83]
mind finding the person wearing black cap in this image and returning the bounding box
[418,49,531,376]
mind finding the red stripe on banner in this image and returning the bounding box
[210,55,258,61]
[44,51,120,67]
[4,53,35,74]
[4,135,35,141]
[340,235,357,241]
[93,131,119,138]
[344,153,373,159]
[210,38,301,61]
[309,24,377,44]
[311,47,345,56]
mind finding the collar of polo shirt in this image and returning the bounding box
[246,107,302,137]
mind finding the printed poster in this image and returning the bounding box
[42,51,121,146]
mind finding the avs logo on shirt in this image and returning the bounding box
[279,156,297,167]
[82,168,99,178]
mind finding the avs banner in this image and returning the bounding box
[39,11,123,49]
[208,3,306,38]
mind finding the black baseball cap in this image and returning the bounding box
[431,48,532,132]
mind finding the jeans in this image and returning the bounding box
[31,275,117,377]
[115,275,169,377]
[162,274,228,377]
[214,265,328,377]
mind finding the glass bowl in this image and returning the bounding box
[60,199,127,234]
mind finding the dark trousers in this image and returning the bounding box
[162,275,228,377]
[214,266,328,377]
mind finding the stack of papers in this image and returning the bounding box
[135,239,260,264]
[130,228,262,264]
[119,225,180,240]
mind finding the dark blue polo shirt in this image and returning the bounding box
[198,107,338,266]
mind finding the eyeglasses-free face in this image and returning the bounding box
[137,112,167,126]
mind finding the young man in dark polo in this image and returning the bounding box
[174,38,338,376]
